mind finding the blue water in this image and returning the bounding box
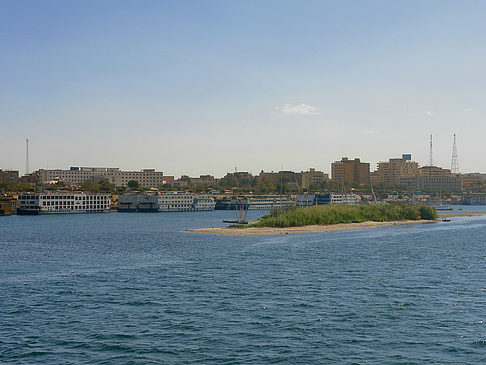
[2,209,486,364]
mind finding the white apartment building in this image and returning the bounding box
[37,167,164,187]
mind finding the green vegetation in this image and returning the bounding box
[250,203,437,228]
[80,179,117,193]
[127,180,140,190]
[0,181,36,193]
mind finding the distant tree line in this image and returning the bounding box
[2,174,484,196]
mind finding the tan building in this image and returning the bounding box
[461,174,485,192]
[370,171,380,186]
[419,166,451,177]
[258,170,302,186]
[375,157,419,186]
[0,201,12,215]
[226,171,253,180]
[415,166,462,192]
[0,169,19,183]
[190,175,218,186]
[331,157,370,185]
[301,168,329,189]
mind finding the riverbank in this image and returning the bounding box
[186,219,436,236]
[438,211,484,218]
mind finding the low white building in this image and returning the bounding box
[37,167,164,188]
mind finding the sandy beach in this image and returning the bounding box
[185,220,436,236]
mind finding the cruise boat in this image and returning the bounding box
[215,196,295,210]
[296,193,357,206]
[17,192,111,215]
[157,192,215,212]
[247,196,294,210]
[117,192,215,212]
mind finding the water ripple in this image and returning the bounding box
[2,211,486,363]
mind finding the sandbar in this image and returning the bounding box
[185,220,436,236]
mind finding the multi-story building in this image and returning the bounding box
[461,174,485,192]
[225,171,254,180]
[415,166,462,192]
[37,167,164,188]
[19,172,41,184]
[331,157,370,185]
[370,171,380,186]
[258,170,302,187]
[301,168,329,189]
[419,166,452,177]
[162,176,175,185]
[374,156,419,186]
[189,175,218,186]
[0,170,19,183]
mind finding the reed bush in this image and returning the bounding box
[250,203,437,228]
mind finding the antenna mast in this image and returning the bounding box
[451,134,459,174]
[428,134,434,166]
[26,138,30,175]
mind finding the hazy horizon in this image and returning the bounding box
[1,1,485,177]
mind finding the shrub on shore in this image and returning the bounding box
[250,203,437,228]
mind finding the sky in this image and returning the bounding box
[1,0,485,177]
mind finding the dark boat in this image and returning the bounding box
[16,207,41,215]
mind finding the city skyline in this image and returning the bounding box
[3,133,474,178]
[1,1,486,176]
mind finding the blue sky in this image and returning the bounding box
[1,0,485,176]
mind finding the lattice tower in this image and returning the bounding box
[451,134,459,174]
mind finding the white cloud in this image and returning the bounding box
[275,103,320,115]
[425,111,433,116]
[464,108,474,112]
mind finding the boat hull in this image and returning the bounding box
[17,208,40,215]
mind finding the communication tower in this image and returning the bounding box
[26,138,30,175]
[428,134,434,166]
[451,134,459,174]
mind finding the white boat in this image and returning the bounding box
[118,192,215,212]
[17,192,111,215]
[157,192,215,212]
[247,196,294,210]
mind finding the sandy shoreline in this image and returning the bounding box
[185,220,436,236]
[438,212,482,218]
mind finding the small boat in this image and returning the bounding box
[442,218,451,222]
[223,197,248,224]
[436,206,453,211]
[223,218,248,224]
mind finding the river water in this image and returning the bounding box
[2,208,486,364]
